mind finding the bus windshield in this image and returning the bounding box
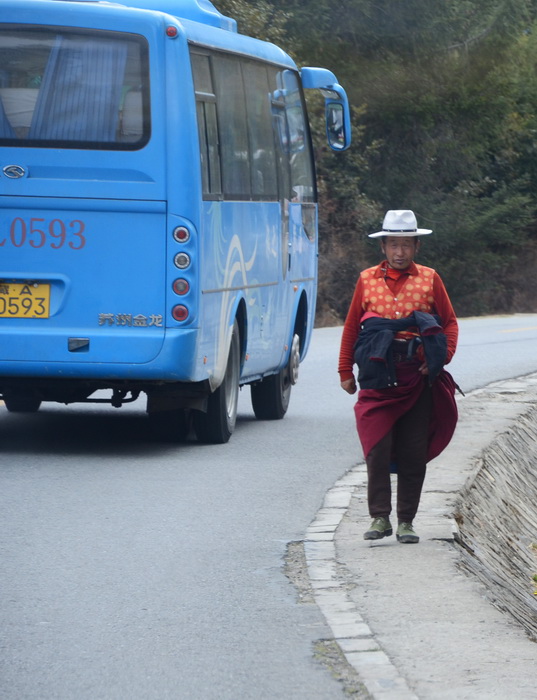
[0,27,150,149]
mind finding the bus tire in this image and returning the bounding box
[3,395,42,413]
[194,320,240,444]
[251,333,300,420]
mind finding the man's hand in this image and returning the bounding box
[419,361,429,375]
[340,377,357,394]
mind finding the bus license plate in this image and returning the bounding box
[0,282,50,318]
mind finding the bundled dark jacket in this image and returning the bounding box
[353,311,447,390]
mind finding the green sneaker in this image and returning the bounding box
[396,522,419,544]
[363,517,393,540]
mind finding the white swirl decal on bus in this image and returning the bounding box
[213,234,256,383]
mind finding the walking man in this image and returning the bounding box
[338,210,458,543]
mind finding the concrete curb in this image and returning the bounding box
[305,469,418,700]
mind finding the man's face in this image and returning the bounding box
[381,236,419,270]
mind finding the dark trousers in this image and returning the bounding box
[365,380,432,523]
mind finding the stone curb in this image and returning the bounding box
[305,470,419,700]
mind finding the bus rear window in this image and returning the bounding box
[0,26,150,150]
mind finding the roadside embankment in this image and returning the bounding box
[454,400,537,641]
[314,373,537,699]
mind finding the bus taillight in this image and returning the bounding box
[173,226,190,243]
[172,305,189,322]
[173,279,190,295]
[174,252,190,269]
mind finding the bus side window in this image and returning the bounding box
[266,68,290,203]
[211,55,250,199]
[196,100,222,196]
[269,69,315,205]
[240,61,278,199]
[281,72,315,204]
[192,52,222,198]
[196,101,210,194]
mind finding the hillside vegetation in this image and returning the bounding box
[214,0,537,323]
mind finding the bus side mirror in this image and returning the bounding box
[325,101,346,151]
[300,67,351,152]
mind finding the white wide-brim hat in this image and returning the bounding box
[368,209,432,238]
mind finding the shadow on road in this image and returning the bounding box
[0,404,258,457]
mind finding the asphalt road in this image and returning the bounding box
[1,314,537,699]
[448,313,537,391]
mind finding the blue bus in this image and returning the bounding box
[0,0,350,443]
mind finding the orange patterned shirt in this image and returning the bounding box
[338,260,458,382]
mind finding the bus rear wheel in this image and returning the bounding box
[251,333,300,420]
[194,320,240,444]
